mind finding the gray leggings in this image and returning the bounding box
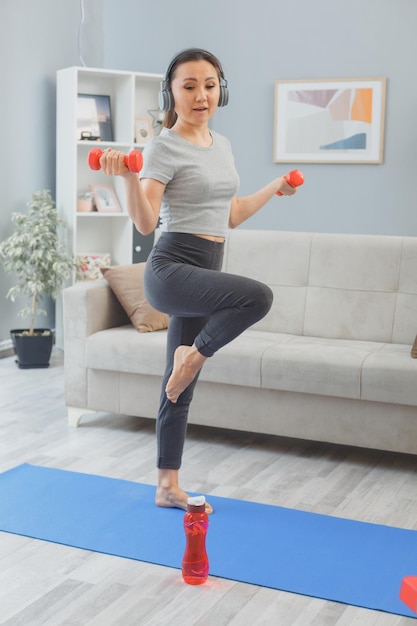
[144,232,273,469]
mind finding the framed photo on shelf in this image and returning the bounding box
[273,77,386,164]
[76,94,113,142]
[89,184,121,213]
[134,116,153,146]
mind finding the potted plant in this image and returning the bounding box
[0,189,74,368]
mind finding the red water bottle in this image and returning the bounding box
[182,495,209,585]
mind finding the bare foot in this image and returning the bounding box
[165,345,207,403]
[155,485,213,514]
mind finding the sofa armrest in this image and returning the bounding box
[63,279,129,410]
[63,279,128,338]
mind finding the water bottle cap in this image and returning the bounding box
[187,495,206,512]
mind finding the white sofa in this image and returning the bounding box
[63,229,417,455]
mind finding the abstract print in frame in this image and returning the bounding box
[274,78,386,164]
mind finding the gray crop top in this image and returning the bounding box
[141,128,240,237]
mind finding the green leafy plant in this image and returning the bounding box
[0,190,74,336]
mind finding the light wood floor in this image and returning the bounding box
[1,350,417,625]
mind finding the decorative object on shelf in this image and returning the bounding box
[0,190,74,368]
[76,93,113,142]
[147,108,165,131]
[89,184,121,213]
[77,191,93,213]
[274,77,386,164]
[80,131,101,141]
[134,116,154,146]
[75,253,111,281]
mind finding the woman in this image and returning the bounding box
[99,48,298,513]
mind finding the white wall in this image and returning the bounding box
[0,0,103,342]
[102,0,417,236]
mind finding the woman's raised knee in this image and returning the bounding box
[246,281,273,323]
[258,283,273,317]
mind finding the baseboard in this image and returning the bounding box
[0,339,15,359]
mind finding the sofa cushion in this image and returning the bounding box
[361,343,417,406]
[304,234,402,342]
[393,237,417,343]
[201,330,296,387]
[86,328,294,388]
[86,325,167,375]
[223,229,311,334]
[101,264,168,333]
[86,325,406,403]
[85,326,417,405]
[304,287,397,342]
[260,336,385,399]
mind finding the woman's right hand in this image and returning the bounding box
[99,148,132,177]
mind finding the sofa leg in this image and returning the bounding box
[67,406,97,427]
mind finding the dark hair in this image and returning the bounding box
[162,48,226,129]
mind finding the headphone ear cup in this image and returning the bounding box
[158,81,174,112]
[218,79,229,107]
[218,86,229,107]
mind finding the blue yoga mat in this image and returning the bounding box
[0,463,416,618]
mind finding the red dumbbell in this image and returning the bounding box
[276,169,304,196]
[88,148,143,173]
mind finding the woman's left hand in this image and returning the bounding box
[276,176,297,196]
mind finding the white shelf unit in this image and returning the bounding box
[56,66,162,347]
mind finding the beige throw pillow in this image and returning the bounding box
[101,263,168,333]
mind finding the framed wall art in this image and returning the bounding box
[76,94,113,142]
[89,184,121,213]
[273,77,386,164]
[134,116,154,146]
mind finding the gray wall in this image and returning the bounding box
[103,0,416,236]
[1,0,416,343]
[0,0,103,343]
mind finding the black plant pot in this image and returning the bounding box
[10,329,54,369]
